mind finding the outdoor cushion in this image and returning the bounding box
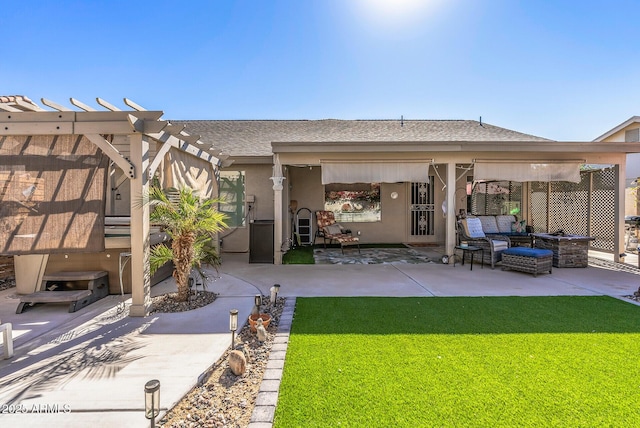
[324,224,343,236]
[462,218,485,238]
[496,215,516,233]
[478,216,500,234]
[316,210,337,228]
[511,220,527,233]
[503,247,553,258]
[490,239,509,252]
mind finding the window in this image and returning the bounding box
[219,171,245,227]
[625,128,640,143]
[324,183,381,222]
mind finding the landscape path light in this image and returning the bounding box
[270,284,281,307]
[144,379,160,428]
[230,309,238,348]
[253,294,262,315]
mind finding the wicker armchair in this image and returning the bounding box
[457,218,511,269]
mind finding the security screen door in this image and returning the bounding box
[409,180,435,241]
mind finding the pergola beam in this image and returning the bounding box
[70,98,97,111]
[0,103,22,112]
[127,114,169,134]
[41,98,73,111]
[15,98,46,111]
[148,140,173,178]
[85,133,136,179]
[123,98,147,111]
[96,97,121,111]
[146,130,222,167]
[164,124,186,134]
[178,133,201,145]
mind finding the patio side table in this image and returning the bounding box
[454,245,484,270]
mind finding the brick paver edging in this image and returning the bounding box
[248,297,296,427]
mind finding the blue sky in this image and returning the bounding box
[2,0,639,141]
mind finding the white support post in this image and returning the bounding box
[274,187,284,265]
[128,133,152,317]
[614,163,625,262]
[272,156,284,265]
[445,162,457,262]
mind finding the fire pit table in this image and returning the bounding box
[532,233,594,268]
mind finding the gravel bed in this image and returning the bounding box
[151,290,219,313]
[0,277,15,292]
[158,296,285,428]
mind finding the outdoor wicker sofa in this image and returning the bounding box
[475,215,533,247]
[457,217,510,269]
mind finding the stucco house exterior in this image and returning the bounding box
[177,119,640,265]
[593,116,640,216]
[2,95,639,318]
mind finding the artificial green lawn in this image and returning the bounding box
[282,245,315,264]
[274,296,640,427]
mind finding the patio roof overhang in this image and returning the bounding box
[272,139,640,155]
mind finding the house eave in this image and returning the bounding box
[271,140,640,154]
[593,116,640,142]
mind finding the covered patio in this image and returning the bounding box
[272,136,640,265]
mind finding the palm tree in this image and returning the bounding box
[148,186,227,302]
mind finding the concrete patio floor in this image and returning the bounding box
[0,249,638,427]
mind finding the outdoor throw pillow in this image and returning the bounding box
[325,224,343,235]
[463,218,486,238]
[496,215,516,233]
[478,216,500,234]
[511,220,527,233]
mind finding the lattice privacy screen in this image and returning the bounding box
[471,181,523,218]
[529,168,616,252]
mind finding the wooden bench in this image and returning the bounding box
[16,271,109,314]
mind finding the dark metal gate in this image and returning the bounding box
[410,179,435,236]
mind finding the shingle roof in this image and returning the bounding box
[172,119,554,157]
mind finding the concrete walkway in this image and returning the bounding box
[0,251,638,427]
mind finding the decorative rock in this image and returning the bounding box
[228,350,246,376]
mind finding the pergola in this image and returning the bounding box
[0,96,226,316]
